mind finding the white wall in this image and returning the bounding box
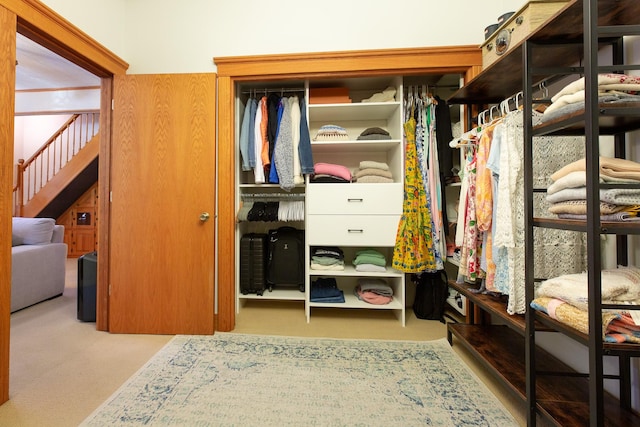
[41,0,515,74]
[13,115,71,164]
[15,89,100,115]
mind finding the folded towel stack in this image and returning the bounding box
[352,249,387,272]
[310,277,345,303]
[354,160,393,183]
[313,124,349,141]
[355,278,393,305]
[310,246,345,271]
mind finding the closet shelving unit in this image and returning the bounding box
[447,1,640,425]
[305,76,406,325]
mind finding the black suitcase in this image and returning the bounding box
[77,251,97,322]
[267,226,305,292]
[240,233,268,296]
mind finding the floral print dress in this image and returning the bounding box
[393,117,439,273]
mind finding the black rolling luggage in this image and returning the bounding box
[267,226,305,292]
[240,233,268,296]
[77,251,97,322]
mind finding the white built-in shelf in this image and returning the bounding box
[238,288,306,301]
[310,139,401,153]
[308,265,403,278]
[308,102,401,122]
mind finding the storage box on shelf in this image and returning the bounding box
[481,0,568,70]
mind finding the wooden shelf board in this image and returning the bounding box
[534,218,640,235]
[448,323,640,426]
[533,103,640,137]
[447,280,525,332]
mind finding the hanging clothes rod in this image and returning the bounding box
[241,88,306,95]
[241,192,306,199]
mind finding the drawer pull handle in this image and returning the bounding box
[348,229,364,233]
[347,198,363,202]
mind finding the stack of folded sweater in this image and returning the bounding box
[547,156,640,222]
[357,127,391,141]
[354,278,393,305]
[310,246,345,270]
[310,162,352,183]
[352,249,387,272]
[310,277,345,303]
[313,124,349,141]
[353,160,393,183]
[542,73,640,122]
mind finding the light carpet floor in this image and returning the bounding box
[0,259,534,426]
[81,333,517,426]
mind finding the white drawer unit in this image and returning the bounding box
[306,183,402,215]
[306,214,399,246]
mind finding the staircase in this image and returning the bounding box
[13,113,100,218]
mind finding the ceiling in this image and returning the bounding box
[15,33,100,91]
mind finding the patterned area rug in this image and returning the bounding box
[81,333,517,426]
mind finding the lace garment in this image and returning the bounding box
[493,110,587,314]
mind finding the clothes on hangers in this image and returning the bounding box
[451,99,589,314]
[393,112,440,273]
[238,92,314,190]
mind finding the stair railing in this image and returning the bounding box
[13,112,99,216]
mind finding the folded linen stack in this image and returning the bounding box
[353,160,393,183]
[310,246,345,271]
[310,162,352,183]
[354,278,393,305]
[310,277,344,303]
[547,156,640,222]
[531,265,640,343]
[361,86,397,103]
[352,249,387,272]
[313,124,349,141]
[542,73,640,122]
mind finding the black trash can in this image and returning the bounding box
[77,251,97,322]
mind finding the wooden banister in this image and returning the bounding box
[13,112,99,216]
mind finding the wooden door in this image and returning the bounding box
[109,73,216,334]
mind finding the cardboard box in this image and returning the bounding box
[482,0,568,69]
[309,87,352,104]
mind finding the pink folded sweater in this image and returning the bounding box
[313,162,352,181]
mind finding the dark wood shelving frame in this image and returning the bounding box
[446,1,640,425]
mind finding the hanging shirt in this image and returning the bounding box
[253,98,265,184]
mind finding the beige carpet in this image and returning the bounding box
[0,259,531,426]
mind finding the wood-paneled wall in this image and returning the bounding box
[0,3,16,406]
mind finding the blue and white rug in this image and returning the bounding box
[81,333,517,426]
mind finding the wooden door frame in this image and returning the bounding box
[0,0,128,404]
[214,46,483,332]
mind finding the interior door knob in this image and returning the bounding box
[200,212,210,222]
